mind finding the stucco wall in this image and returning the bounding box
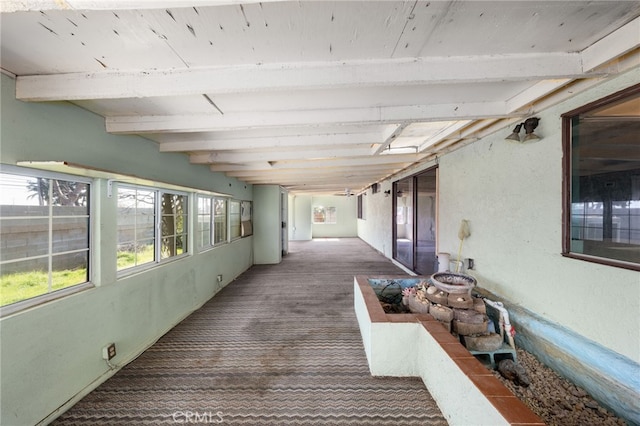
[359,69,640,362]
[357,182,396,257]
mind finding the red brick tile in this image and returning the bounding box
[440,342,475,359]
[413,313,436,322]
[468,374,514,397]
[488,396,544,425]
[386,313,418,323]
[420,320,452,335]
[453,357,494,376]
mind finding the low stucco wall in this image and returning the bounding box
[353,276,543,426]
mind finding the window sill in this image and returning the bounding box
[561,252,640,272]
[0,282,95,318]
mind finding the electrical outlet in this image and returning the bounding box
[102,343,116,360]
[217,274,223,283]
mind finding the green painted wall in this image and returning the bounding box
[0,73,254,426]
[311,195,358,238]
[253,185,283,264]
[288,194,313,241]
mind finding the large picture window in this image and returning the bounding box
[562,84,640,269]
[313,206,337,224]
[0,169,91,308]
[117,185,188,273]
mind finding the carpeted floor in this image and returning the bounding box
[53,238,447,425]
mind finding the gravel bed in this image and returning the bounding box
[492,348,627,426]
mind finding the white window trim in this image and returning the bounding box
[0,164,94,315]
[116,184,190,277]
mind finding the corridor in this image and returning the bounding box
[53,239,447,425]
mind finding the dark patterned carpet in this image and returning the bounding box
[53,238,447,425]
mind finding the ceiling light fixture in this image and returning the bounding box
[505,117,541,142]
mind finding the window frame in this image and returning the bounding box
[229,199,242,241]
[357,194,365,219]
[312,206,337,224]
[240,200,253,237]
[0,166,94,315]
[196,194,229,251]
[196,194,213,251]
[561,83,640,271]
[116,184,190,276]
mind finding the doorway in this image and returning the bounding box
[393,167,437,275]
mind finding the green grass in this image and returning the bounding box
[0,268,88,307]
[117,246,155,270]
[2,246,161,307]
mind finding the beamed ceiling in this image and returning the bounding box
[1,1,639,195]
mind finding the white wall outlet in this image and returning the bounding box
[102,343,116,360]
[216,274,223,283]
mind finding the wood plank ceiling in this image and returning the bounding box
[1,1,639,195]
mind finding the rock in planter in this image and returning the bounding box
[426,288,449,305]
[497,359,530,387]
[408,295,430,314]
[454,309,486,324]
[429,304,454,322]
[464,333,503,351]
[473,297,487,314]
[448,293,474,309]
[454,319,489,336]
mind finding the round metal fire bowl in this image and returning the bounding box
[430,272,477,294]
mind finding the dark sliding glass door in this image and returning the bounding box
[393,168,437,275]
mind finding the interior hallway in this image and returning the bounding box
[52,238,447,425]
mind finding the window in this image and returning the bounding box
[160,192,187,260]
[0,169,91,308]
[240,200,253,237]
[214,197,227,244]
[229,200,241,240]
[357,194,365,219]
[197,195,212,249]
[117,187,155,270]
[117,185,188,272]
[313,206,337,224]
[562,83,640,269]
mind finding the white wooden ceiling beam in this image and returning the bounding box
[505,79,572,114]
[241,174,380,187]
[226,168,396,180]
[418,121,471,152]
[210,160,408,173]
[269,153,424,169]
[581,17,640,72]
[106,103,511,134]
[0,0,278,13]
[16,54,591,102]
[189,146,374,164]
[225,163,400,176]
[282,183,369,191]
[158,132,383,152]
